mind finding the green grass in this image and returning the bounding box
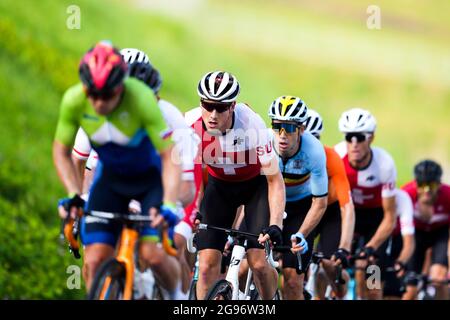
[0,0,449,298]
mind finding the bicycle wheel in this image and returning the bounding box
[88,258,126,300]
[205,279,233,300]
[188,279,197,300]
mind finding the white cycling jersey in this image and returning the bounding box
[334,141,397,208]
[394,188,415,236]
[72,99,199,180]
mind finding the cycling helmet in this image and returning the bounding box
[79,41,127,95]
[414,160,442,184]
[303,109,323,137]
[120,48,162,94]
[338,108,377,133]
[268,96,308,123]
[197,71,240,103]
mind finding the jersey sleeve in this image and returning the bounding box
[310,138,328,197]
[135,82,173,153]
[379,149,397,198]
[326,147,351,207]
[396,189,415,236]
[72,127,92,160]
[54,85,84,147]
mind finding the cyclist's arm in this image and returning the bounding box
[398,234,415,265]
[327,148,355,251]
[53,88,84,195]
[366,195,396,249]
[261,153,285,229]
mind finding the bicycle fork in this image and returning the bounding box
[226,244,246,300]
[115,227,139,300]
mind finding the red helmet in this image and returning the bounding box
[79,42,127,97]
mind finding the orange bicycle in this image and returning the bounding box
[85,210,177,300]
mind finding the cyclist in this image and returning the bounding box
[186,71,286,300]
[53,42,182,291]
[382,188,415,299]
[334,108,397,300]
[268,97,328,300]
[302,109,355,299]
[402,160,450,300]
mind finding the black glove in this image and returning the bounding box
[194,211,203,223]
[333,248,351,268]
[58,194,85,217]
[262,225,283,246]
[358,246,377,261]
[394,260,406,274]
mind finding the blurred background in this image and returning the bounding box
[0,0,448,298]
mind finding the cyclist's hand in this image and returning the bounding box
[332,248,351,268]
[193,211,202,233]
[290,232,308,254]
[157,203,180,228]
[58,194,85,220]
[357,246,377,264]
[259,225,283,246]
[394,260,406,278]
[223,236,234,257]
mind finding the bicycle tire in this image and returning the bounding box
[88,258,126,300]
[205,279,233,300]
[188,279,197,300]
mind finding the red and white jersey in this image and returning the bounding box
[392,188,415,237]
[402,181,450,232]
[185,103,275,182]
[334,141,397,208]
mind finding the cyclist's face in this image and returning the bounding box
[201,100,235,135]
[345,132,373,164]
[87,85,123,115]
[272,120,302,157]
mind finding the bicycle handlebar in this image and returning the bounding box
[89,210,153,222]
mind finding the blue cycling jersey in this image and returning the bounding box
[277,132,328,202]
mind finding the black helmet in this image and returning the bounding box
[120,48,162,94]
[414,159,442,185]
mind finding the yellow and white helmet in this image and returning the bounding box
[268,96,308,123]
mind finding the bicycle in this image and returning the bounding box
[86,210,177,300]
[187,223,300,300]
[305,252,346,300]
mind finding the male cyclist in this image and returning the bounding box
[302,109,355,299]
[334,108,397,300]
[402,160,450,300]
[268,97,328,300]
[186,71,286,300]
[53,42,182,291]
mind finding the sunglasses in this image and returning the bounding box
[271,122,299,134]
[201,100,233,113]
[87,89,116,100]
[345,132,372,143]
[417,182,440,193]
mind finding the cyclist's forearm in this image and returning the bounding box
[299,196,327,237]
[267,171,285,228]
[366,210,396,249]
[72,156,86,188]
[339,202,355,251]
[53,141,82,195]
[161,146,182,204]
[397,234,415,264]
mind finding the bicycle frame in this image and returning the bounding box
[226,242,254,300]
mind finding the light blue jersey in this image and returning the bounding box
[277,132,328,202]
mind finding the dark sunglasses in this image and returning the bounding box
[201,100,233,113]
[345,132,371,143]
[87,89,116,100]
[271,122,299,134]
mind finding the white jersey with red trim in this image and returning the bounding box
[393,188,415,236]
[334,141,397,208]
[72,99,199,179]
[185,103,275,182]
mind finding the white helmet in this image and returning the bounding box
[197,71,240,103]
[303,109,323,137]
[120,48,149,64]
[268,95,308,123]
[338,108,376,133]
